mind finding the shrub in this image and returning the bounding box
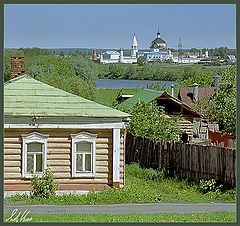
[144,168,166,182]
[126,163,166,182]
[126,101,181,142]
[210,65,236,135]
[198,179,223,194]
[31,168,58,198]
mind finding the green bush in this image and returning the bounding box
[126,163,166,182]
[198,179,223,194]
[210,65,236,135]
[31,168,58,198]
[126,101,181,142]
[144,168,167,182]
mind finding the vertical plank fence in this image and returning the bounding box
[125,133,236,187]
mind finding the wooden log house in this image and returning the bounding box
[117,88,201,141]
[4,75,130,195]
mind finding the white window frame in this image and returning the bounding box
[21,132,48,178]
[71,132,97,177]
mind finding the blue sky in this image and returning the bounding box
[4,4,236,49]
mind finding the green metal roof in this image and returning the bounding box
[118,89,164,111]
[4,75,130,118]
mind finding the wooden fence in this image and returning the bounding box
[125,133,236,187]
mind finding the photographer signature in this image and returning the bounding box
[5,208,32,222]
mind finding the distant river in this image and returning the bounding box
[96,79,177,89]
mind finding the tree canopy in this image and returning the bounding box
[126,101,181,141]
[4,48,97,101]
[210,66,236,135]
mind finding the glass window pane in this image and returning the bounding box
[85,154,92,172]
[27,142,42,153]
[76,142,91,153]
[76,154,83,172]
[36,154,43,172]
[27,155,34,173]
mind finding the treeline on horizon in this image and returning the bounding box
[5,46,236,56]
[4,47,232,100]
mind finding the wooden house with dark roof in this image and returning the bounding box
[177,82,220,142]
[118,88,200,121]
[118,88,201,142]
[4,75,130,195]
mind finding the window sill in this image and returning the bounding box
[23,173,44,178]
[72,172,96,178]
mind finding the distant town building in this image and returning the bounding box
[99,34,138,64]
[226,55,236,63]
[172,55,200,64]
[137,30,170,62]
[171,48,211,64]
[150,30,167,51]
[131,33,138,57]
[205,49,209,58]
[97,30,216,64]
[100,50,121,64]
[92,49,98,62]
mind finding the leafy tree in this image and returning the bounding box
[191,94,214,120]
[93,61,225,82]
[208,47,232,59]
[107,64,125,79]
[59,52,65,57]
[3,48,97,100]
[138,64,154,80]
[182,66,215,87]
[124,65,136,79]
[216,47,230,59]
[69,55,97,81]
[25,55,65,78]
[211,58,221,66]
[20,47,52,57]
[137,56,147,66]
[165,58,174,64]
[37,73,96,101]
[126,101,181,141]
[190,48,198,55]
[210,66,236,135]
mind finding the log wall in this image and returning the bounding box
[4,128,125,191]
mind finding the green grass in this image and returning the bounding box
[4,212,236,222]
[4,164,236,205]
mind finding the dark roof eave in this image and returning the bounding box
[159,92,201,117]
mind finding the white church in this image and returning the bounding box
[97,31,209,64]
[137,30,172,61]
[99,34,139,64]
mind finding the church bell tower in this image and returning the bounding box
[131,34,138,57]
